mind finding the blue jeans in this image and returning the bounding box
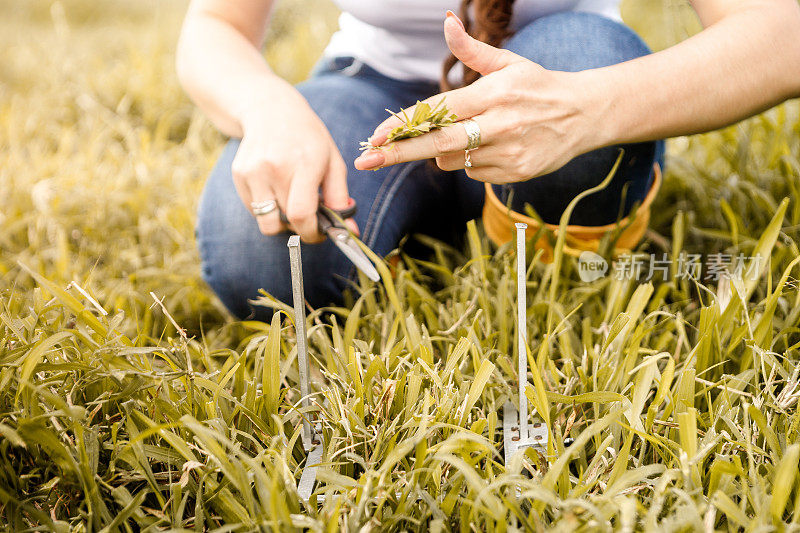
[197,12,663,320]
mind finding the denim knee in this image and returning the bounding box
[506,11,651,72]
[197,236,283,320]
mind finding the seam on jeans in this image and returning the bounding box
[360,164,401,249]
[338,166,402,282]
[336,163,404,284]
[364,161,420,251]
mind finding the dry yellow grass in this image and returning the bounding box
[0,0,338,336]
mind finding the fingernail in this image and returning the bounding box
[446,10,465,30]
[345,218,360,237]
[356,151,385,169]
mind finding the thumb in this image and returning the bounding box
[444,11,523,76]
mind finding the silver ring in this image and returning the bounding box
[461,119,481,150]
[250,199,277,217]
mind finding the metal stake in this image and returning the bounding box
[288,236,325,505]
[288,236,313,450]
[503,224,548,475]
[516,223,528,442]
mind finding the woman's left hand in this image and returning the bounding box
[354,11,604,184]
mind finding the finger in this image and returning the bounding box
[357,117,490,170]
[286,173,324,244]
[345,218,360,237]
[464,166,510,184]
[323,151,361,236]
[231,149,288,235]
[231,164,284,235]
[444,11,523,76]
[248,179,284,236]
[435,146,501,171]
[321,151,350,211]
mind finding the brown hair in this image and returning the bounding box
[441,0,517,91]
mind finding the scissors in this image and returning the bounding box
[280,198,380,282]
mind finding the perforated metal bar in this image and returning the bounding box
[516,223,528,442]
[288,235,313,450]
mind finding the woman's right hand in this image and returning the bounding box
[230,88,354,244]
[176,0,355,243]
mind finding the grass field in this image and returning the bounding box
[1,1,800,530]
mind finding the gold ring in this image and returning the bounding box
[462,119,481,150]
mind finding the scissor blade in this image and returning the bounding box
[327,227,380,282]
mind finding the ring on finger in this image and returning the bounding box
[251,199,277,217]
[465,149,476,168]
[461,119,482,150]
[461,119,481,169]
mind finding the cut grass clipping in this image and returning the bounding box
[2,0,800,531]
[360,98,459,151]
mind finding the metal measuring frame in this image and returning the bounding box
[288,236,325,505]
[503,224,548,465]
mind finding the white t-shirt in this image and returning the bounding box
[324,0,622,83]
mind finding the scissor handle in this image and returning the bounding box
[317,198,357,233]
[278,198,357,233]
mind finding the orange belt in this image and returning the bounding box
[482,164,662,262]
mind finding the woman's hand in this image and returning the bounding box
[232,86,355,243]
[176,0,354,243]
[354,12,602,184]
